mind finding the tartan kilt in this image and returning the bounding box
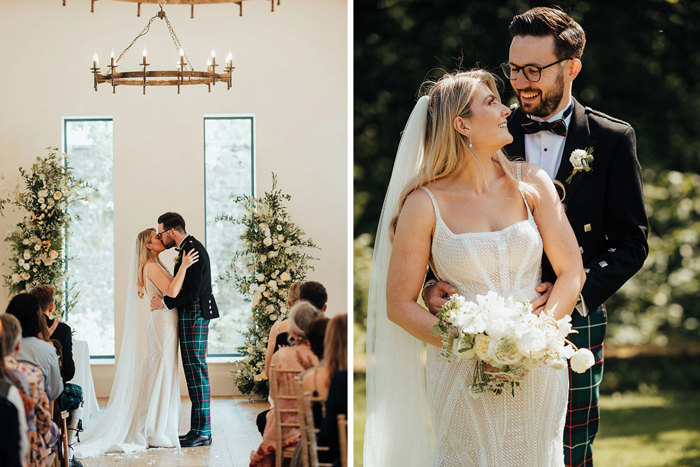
[179,302,211,436]
[564,304,607,467]
[58,382,83,412]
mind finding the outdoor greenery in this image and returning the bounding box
[218,174,319,398]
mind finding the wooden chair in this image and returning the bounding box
[269,364,304,467]
[337,414,347,467]
[49,400,70,467]
[293,377,332,467]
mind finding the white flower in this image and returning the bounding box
[253,373,264,382]
[269,314,277,321]
[259,223,268,231]
[34,244,41,251]
[488,337,523,365]
[49,250,58,260]
[259,255,267,264]
[517,329,547,357]
[256,273,265,282]
[53,191,63,200]
[11,274,20,284]
[266,304,275,312]
[473,334,493,363]
[264,229,271,238]
[263,237,272,247]
[38,189,48,198]
[21,272,30,280]
[22,239,29,245]
[276,225,282,231]
[570,348,595,373]
[22,263,30,271]
[570,149,587,170]
[277,235,284,242]
[263,291,270,298]
[549,358,568,370]
[38,197,45,204]
[268,280,278,291]
[280,272,291,282]
[23,250,31,260]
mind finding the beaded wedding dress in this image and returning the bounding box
[75,252,180,458]
[421,181,568,467]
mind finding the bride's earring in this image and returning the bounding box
[466,130,473,148]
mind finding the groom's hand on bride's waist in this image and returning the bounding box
[150,294,163,311]
[423,280,456,315]
[531,282,553,315]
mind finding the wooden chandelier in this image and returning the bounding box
[63,0,283,18]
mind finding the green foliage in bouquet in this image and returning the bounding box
[0,148,89,318]
[217,173,319,398]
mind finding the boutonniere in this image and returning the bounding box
[566,147,594,184]
[174,254,181,265]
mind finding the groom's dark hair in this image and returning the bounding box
[158,212,187,233]
[509,7,586,60]
[299,281,328,310]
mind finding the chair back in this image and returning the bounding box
[270,363,304,467]
[337,413,347,467]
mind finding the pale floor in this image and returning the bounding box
[78,397,269,467]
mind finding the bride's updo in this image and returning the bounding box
[390,69,539,238]
[136,228,167,299]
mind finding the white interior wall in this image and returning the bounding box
[0,0,347,396]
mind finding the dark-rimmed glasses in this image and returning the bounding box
[156,228,171,240]
[501,58,572,83]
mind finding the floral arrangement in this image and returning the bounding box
[566,147,595,183]
[218,173,319,398]
[434,291,594,396]
[0,148,89,317]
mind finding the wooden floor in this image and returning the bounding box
[79,397,269,467]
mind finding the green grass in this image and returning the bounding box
[354,374,700,467]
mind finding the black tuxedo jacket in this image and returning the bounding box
[163,235,220,320]
[506,98,649,310]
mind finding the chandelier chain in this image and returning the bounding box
[115,4,194,71]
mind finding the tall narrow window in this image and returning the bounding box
[204,115,255,356]
[63,118,114,357]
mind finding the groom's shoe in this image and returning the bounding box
[180,434,212,447]
[178,431,196,442]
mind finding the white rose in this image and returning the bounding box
[53,191,63,200]
[11,274,20,284]
[21,272,30,280]
[487,337,523,366]
[276,225,282,231]
[263,237,272,247]
[517,329,547,357]
[49,250,58,260]
[253,373,263,382]
[22,239,29,245]
[23,250,31,260]
[258,284,267,292]
[38,197,45,204]
[263,291,270,298]
[473,334,493,363]
[259,223,268,230]
[280,272,291,282]
[256,273,265,282]
[18,259,24,266]
[259,255,267,263]
[47,198,54,206]
[34,244,41,251]
[570,348,595,374]
[269,314,277,321]
[38,190,48,198]
[22,263,30,271]
[264,229,271,238]
[570,149,587,169]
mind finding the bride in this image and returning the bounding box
[364,70,585,466]
[75,227,198,458]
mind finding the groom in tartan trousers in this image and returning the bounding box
[425,7,648,466]
[152,212,219,447]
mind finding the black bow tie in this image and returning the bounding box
[521,105,572,137]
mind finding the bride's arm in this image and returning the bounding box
[527,165,586,320]
[386,189,442,347]
[144,250,199,300]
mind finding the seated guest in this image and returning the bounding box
[2,313,59,466]
[0,320,29,466]
[6,293,63,401]
[30,285,83,466]
[265,281,303,379]
[316,314,348,466]
[250,302,321,466]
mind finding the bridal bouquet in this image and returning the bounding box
[433,291,595,397]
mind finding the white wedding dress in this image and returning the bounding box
[75,260,180,458]
[422,182,568,467]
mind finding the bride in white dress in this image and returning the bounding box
[364,70,586,466]
[75,228,198,458]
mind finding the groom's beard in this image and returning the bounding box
[516,73,565,118]
[164,237,176,249]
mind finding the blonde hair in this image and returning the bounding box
[136,228,168,299]
[323,314,347,377]
[287,281,303,306]
[390,69,540,238]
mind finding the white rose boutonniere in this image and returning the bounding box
[566,147,594,183]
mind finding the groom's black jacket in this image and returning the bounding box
[163,235,220,320]
[505,98,649,311]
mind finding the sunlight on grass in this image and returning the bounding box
[354,373,700,467]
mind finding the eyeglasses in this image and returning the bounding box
[501,58,572,83]
[156,229,171,240]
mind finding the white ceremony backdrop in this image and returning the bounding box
[0,0,347,396]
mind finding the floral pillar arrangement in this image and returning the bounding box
[0,147,89,317]
[218,173,319,398]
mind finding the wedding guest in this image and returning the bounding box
[6,294,63,401]
[320,369,347,467]
[29,285,83,466]
[307,316,330,362]
[265,281,303,379]
[1,312,59,466]
[250,302,321,466]
[0,319,29,466]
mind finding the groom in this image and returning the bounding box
[425,7,649,467]
[151,212,219,447]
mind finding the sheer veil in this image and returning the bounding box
[74,237,148,457]
[364,96,433,466]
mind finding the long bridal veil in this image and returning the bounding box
[75,238,150,457]
[364,96,433,466]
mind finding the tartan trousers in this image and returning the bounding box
[564,304,607,467]
[179,303,212,436]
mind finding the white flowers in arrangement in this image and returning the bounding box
[434,291,595,396]
[217,173,318,398]
[0,148,89,316]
